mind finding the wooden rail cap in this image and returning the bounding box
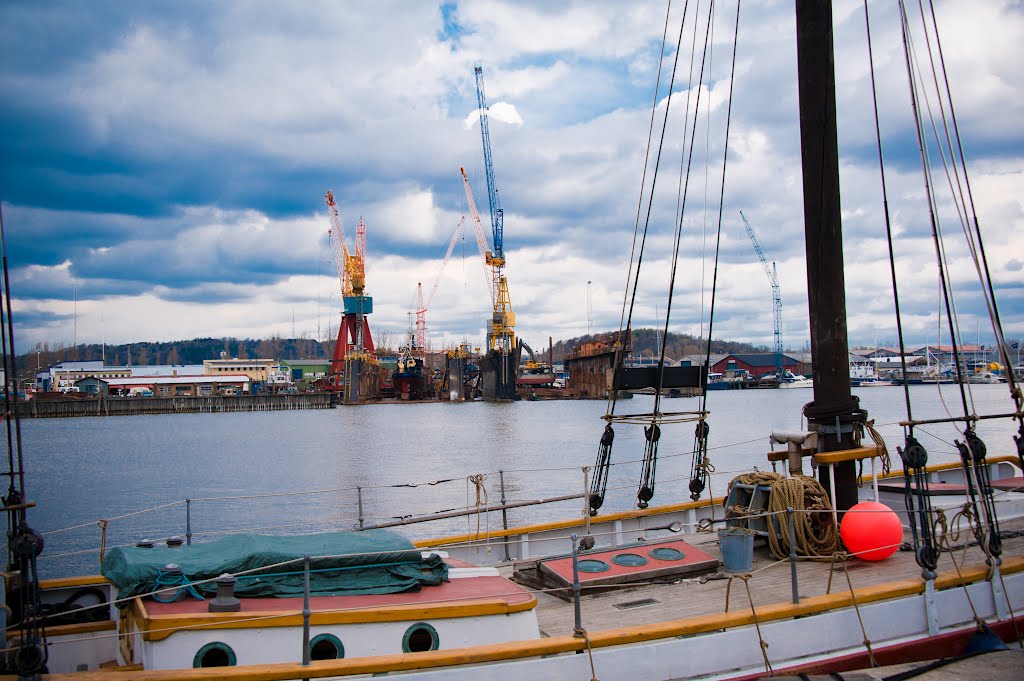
[767,447,816,462]
[813,446,880,465]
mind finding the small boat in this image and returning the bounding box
[777,370,813,389]
[852,376,894,387]
[704,372,729,390]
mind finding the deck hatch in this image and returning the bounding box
[613,598,660,610]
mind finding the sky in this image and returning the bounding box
[1,0,1021,358]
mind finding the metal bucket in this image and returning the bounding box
[718,528,754,573]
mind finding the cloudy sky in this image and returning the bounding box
[1,0,1021,356]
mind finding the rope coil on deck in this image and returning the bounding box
[727,472,839,559]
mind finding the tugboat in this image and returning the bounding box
[391,346,429,400]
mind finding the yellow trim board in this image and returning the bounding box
[417,496,727,547]
[137,595,537,641]
[36,620,116,638]
[38,575,110,590]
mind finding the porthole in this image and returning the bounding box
[402,622,439,653]
[309,633,344,660]
[193,642,236,667]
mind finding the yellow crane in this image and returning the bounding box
[459,167,515,353]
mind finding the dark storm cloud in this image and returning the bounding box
[0,1,1019,348]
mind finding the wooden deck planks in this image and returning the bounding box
[512,517,1024,638]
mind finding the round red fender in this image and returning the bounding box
[840,501,903,561]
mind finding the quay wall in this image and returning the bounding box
[15,393,333,418]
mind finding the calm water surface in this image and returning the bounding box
[20,384,1019,579]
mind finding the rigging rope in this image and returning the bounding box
[588,0,684,514]
[920,0,1024,453]
[635,0,713,508]
[898,0,1011,568]
[0,202,48,677]
[688,0,740,508]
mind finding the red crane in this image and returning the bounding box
[323,191,374,392]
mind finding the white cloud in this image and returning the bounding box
[463,101,525,129]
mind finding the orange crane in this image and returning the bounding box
[323,191,374,395]
[325,191,366,297]
[413,217,465,351]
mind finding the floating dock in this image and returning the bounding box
[15,393,332,418]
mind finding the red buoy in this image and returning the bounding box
[840,501,902,561]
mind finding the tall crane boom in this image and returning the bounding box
[413,217,465,351]
[324,191,351,297]
[415,283,426,351]
[473,65,504,266]
[460,167,498,306]
[324,191,366,297]
[740,210,783,378]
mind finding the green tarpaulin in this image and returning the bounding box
[101,530,448,602]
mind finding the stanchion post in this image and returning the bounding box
[499,470,510,561]
[302,557,311,666]
[787,506,799,603]
[185,499,192,546]
[357,486,364,530]
[571,533,582,648]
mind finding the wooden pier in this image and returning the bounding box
[15,393,333,418]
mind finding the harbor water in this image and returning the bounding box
[22,383,1020,579]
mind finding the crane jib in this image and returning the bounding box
[474,65,504,262]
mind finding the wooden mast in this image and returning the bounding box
[794,0,864,512]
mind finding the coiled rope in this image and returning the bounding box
[728,472,839,560]
[466,474,489,543]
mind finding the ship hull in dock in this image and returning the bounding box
[479,346,521,401]
[340,359,384,403]
[445,355,472,401]
[392,372,428,400]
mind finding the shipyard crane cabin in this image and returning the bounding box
[740,210,783,379]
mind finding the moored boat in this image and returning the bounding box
[5,1,1024,680]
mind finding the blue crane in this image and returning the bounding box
[740,211,784,379]
[474,65,504,266]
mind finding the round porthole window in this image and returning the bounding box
[309,633,345,660]
[193,642,236,668]
[403,622,439,653]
